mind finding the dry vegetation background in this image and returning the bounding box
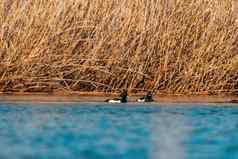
[0,0,238,95]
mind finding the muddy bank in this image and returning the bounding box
[0,92,238,103]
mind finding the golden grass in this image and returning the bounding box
[0,0,238,95]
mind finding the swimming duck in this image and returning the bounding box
[137,91,154,102]
[106,89,128,103]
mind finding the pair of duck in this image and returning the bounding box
[106,89,153,103]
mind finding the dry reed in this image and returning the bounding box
[0,0,238,95]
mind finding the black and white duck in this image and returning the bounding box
[137,91,154,102]
[106,89,128,103]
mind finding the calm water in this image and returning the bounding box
[0,102,238,159]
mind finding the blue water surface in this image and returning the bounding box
[0,102,238,159]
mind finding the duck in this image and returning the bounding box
[137,91,154,102]
[105,89,128,103]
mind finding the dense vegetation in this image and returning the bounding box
[0,0,238,95]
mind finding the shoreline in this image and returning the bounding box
[0,92,238,103]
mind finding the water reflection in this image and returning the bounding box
[150,106,190,159]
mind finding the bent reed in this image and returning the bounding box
[0,0,238,95]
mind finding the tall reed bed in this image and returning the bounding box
[0,0,237,94]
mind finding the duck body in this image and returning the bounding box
[106,89,128,103]
[108,99,122,103]
[137,91,154,103]
[107,97,127,103]
[137,96,153,102]
[137,98,146,103]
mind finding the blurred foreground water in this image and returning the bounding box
[0,102,238,159]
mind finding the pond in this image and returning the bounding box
[0,102,238,159]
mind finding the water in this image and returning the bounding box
[0,102,238,159]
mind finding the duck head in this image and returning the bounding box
[145,91,153,102]
[120,89,128,103]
